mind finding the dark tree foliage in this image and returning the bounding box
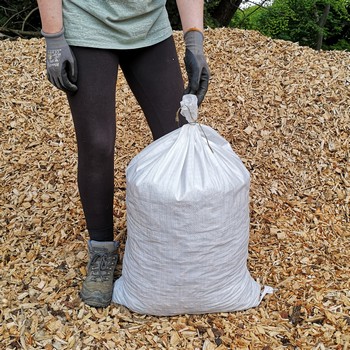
[212,0,243,26]
[165,0,182,30]
[166,0,242,29]
[0,0,41,37]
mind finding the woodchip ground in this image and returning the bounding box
[1,28,349,349]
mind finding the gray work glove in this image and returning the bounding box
[184,30,210,106]
[41,28,78,94]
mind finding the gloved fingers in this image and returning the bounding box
[47,68,77,94]
[47,71,61,90]
[184,72,199,95]
[45,46,78,93]
[183,85,192,95]
[184,67,210,106]
[184,77,206,105]
[189,72,201,94]
[60,63,78,93]
[196,67,210,106]
[52,74,64,91]
[184,50,200,92]
[67,49,78,83]
[47,63,78,93]
[46,60,66,92]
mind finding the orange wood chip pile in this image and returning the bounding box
[1,28,349,349]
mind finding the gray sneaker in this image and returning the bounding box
[80,240,119,307]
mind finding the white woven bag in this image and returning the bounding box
[113,95,272,315]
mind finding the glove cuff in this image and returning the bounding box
[184,27,203,37]
[41,27,65,39]
[184,29,204,41]
[184,30,204,53]
[41,27,67,50]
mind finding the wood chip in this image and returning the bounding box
[1,28,349,349]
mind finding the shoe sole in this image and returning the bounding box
[80,290,111,308]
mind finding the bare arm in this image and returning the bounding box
[37,0,63,33]
[176,0,204,34]
[176,0,209,105]
[37,0,77,93]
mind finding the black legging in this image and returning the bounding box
[67,36,185,241]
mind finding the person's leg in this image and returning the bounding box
[119,36,185,140]
[66,46,119,307]
[67,46,118,242]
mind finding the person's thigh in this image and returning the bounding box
[67,46,119,155]
[119,36,185,140]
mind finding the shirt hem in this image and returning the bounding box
[65,30,174,50]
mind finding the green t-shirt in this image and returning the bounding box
[63,0,173,49]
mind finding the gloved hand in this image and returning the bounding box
[41,28,78,94]
[184,30,210,106]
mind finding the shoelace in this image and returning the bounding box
[89,252,116,282]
